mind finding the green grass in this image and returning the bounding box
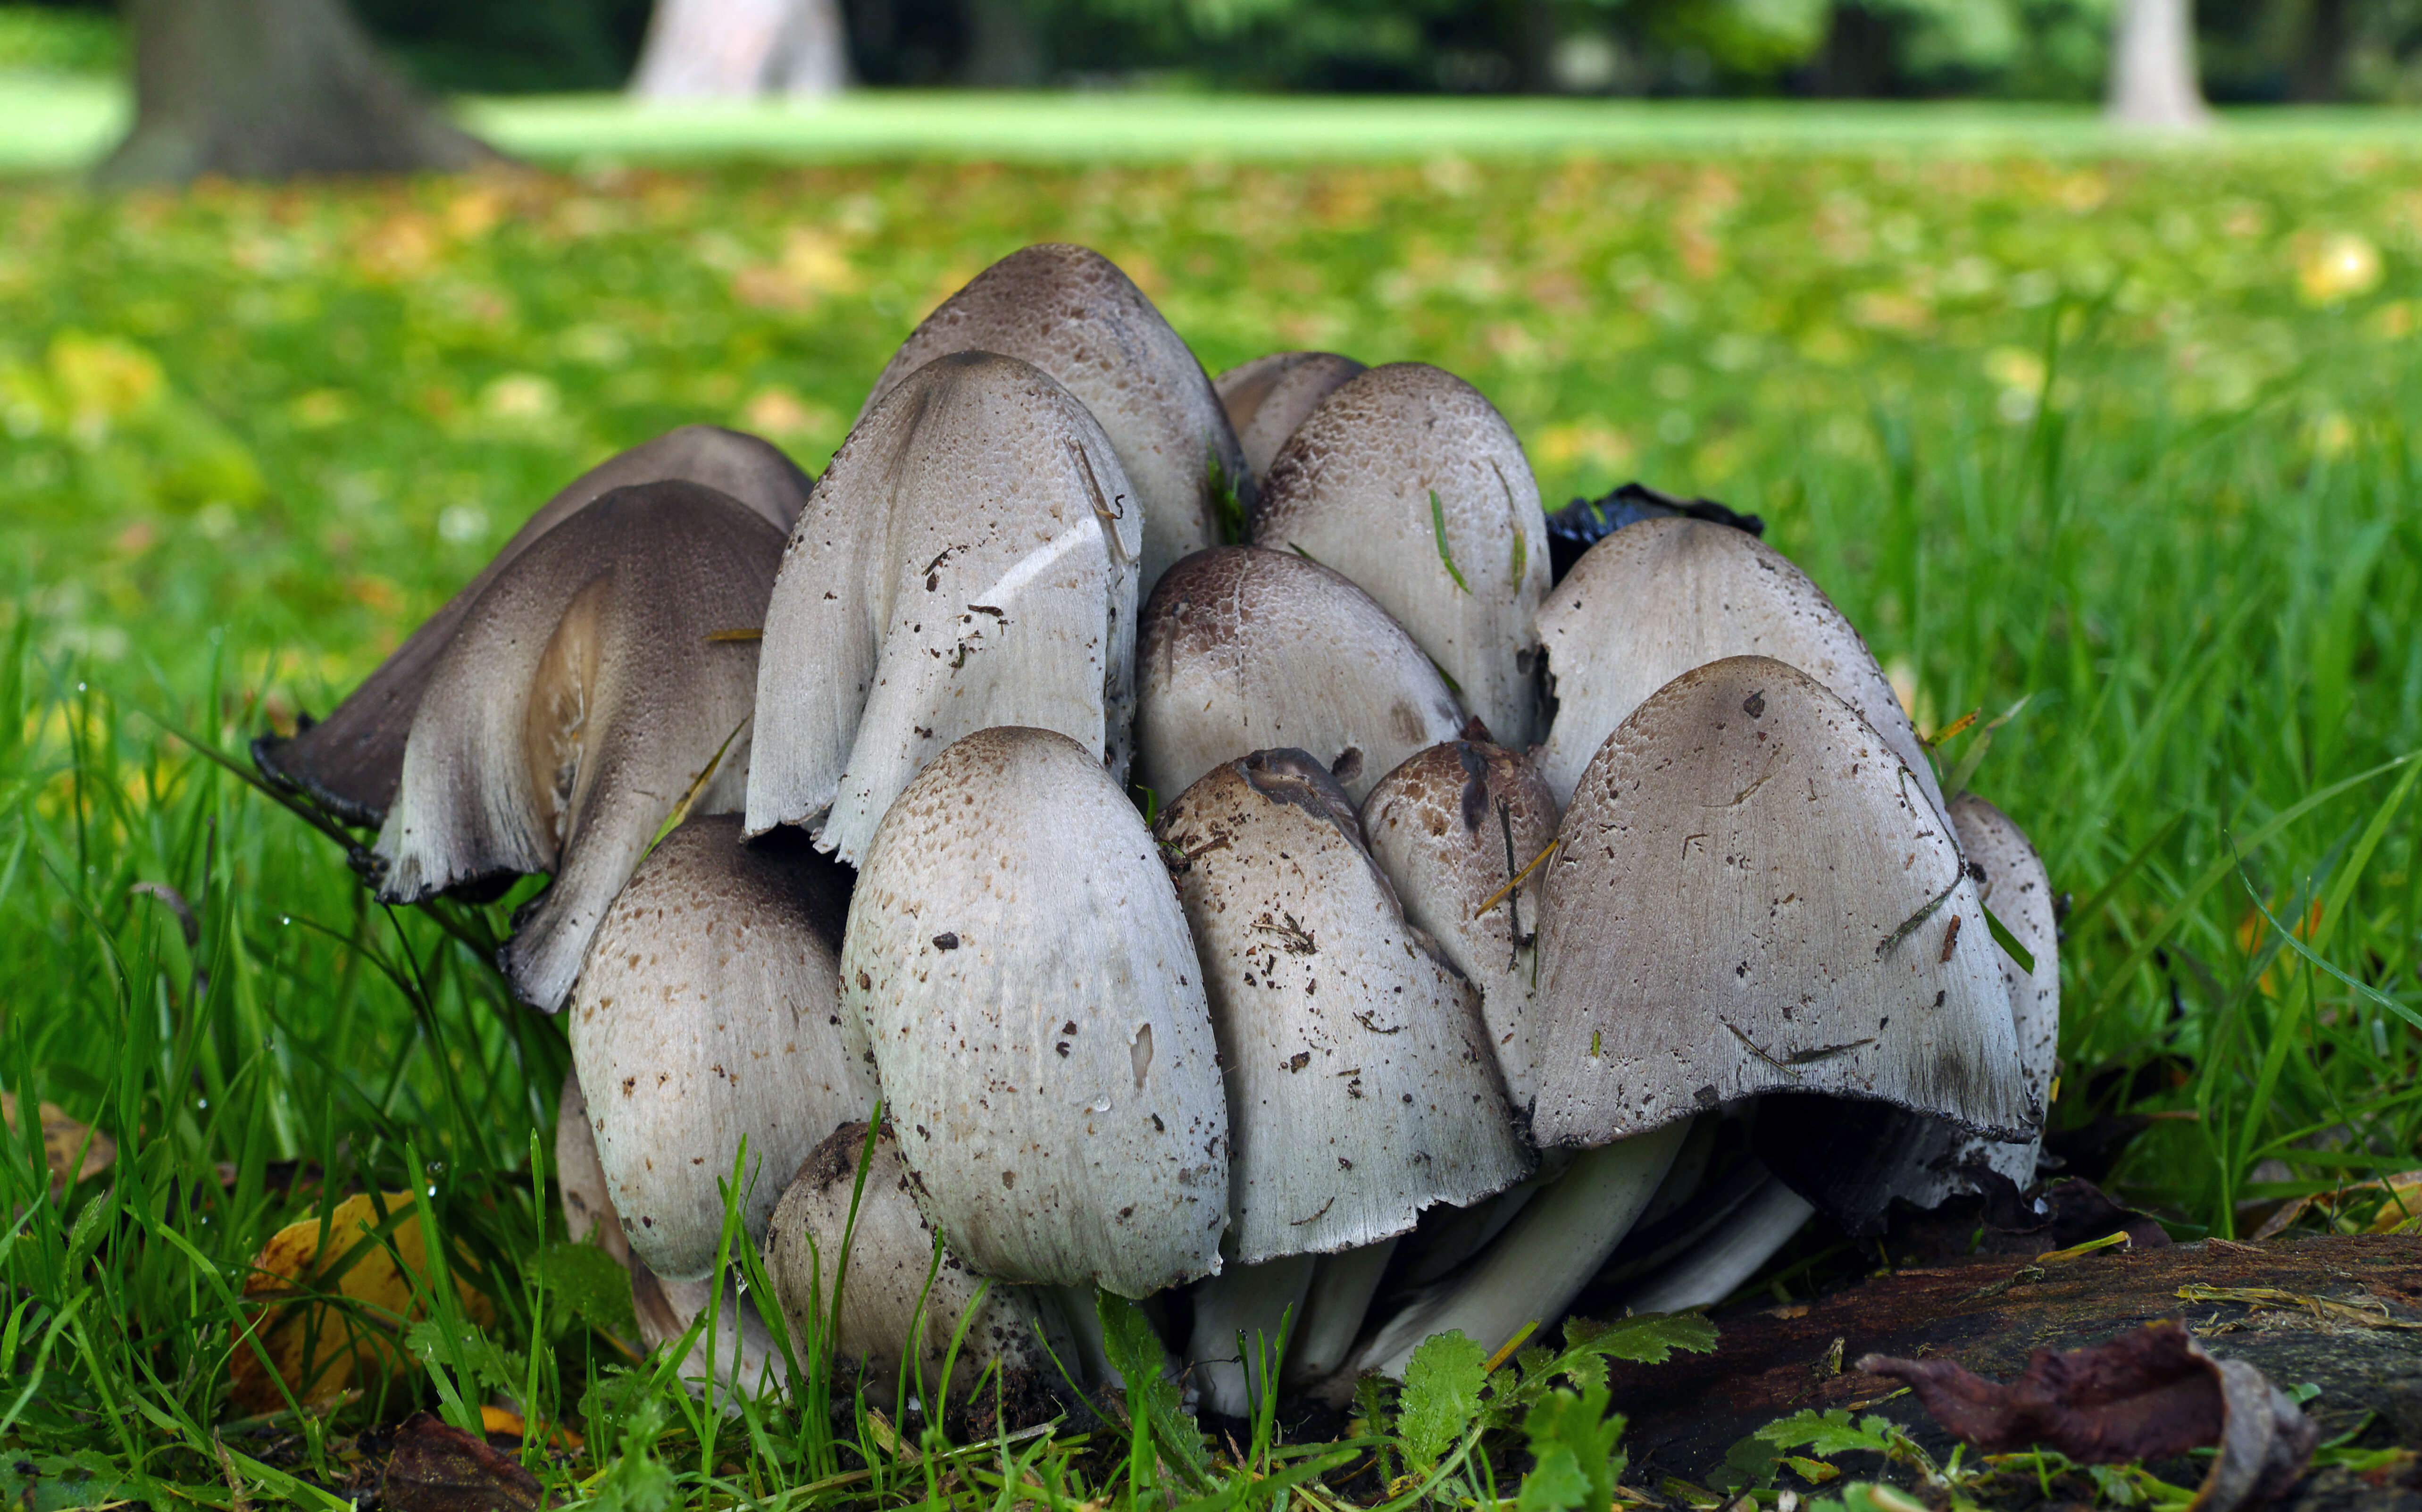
[3,139,2420,1506]
[17,79,2422,176]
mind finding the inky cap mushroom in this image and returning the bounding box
[632,1260,785,1400]
[1359,735,1562,1114]
[1531,656,2029,1149]
[556,1066,630,1270]
[1251,364,1551,747]
[1533,517,1943,818]
[859,243,1243,591]
[842,727,1228,1297]
[569,814,878,1283]
[374,481,785,1012]
[255,426,808,826]
[763,1120,1074,1435]
[1136,546,1464,809]
[1155,749,1528,1414]
[747,351,1141,866]
[1213,351,1366,484]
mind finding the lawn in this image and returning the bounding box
[2,126,2420,1508]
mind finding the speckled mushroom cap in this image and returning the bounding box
[555,1066,630,1269]
[1250,364,1552,748]
[842,727,1228,1297]
[1136,546,1465,810]
[1155,749,1529,1265]
[372,481,785,1013]
[1532,657,2030,1150]
[1360,737,1562,1115]
[747,351,1141,867]
[255,426,808,827]
[858,243,1242,593]
[1919,793,2060,1197]
[763,1121,1071,1433]
[1533,516,1945,819]
[568,813,877,1283]
[1213,351,1366,483]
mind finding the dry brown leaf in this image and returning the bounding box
[1,1089,117,1194]
[1859,1320,2316,1512]
[226,1190,495,1415]
[380,1412,544,1512]
[2252,1171,2422,1240]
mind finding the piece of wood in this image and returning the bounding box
[1609,1236,2422,1507]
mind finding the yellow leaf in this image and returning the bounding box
[0,1089,116,1194]
[226,1190,494,1415]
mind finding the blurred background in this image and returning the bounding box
[4,0,2420,106]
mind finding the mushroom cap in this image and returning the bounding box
[1531,656,2030,1150]
[555,1066,630,1270]
[1136,546,1465,809]
[1250,363,1551,748]
[373,480,785,1013]
[1929,793,2060,1193]
[1155,749,1529,1264]
[255,426,808,826]
[859,243,1242,592]
[1534,517,1944,818]
[747,351,1141,866]
[843,727,1228,1297]
[763,1120,1070,1433]
[568,814,877,1283]
[1360,737,1562,1114]
[1213,351,1366,483]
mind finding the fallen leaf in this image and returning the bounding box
[226,1190,495,1415]
[479,1405,581,1451]
[1,1089,117,1194]
[2251,1170,2422,1240]
[1859,1320,2315,1512]
[380,1412,543,1512]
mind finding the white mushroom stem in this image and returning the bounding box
[1343,1122,1688,1384]
[1034,1283,1123,1393]
[1280,1238,1397,1388]
[1186,1254,1314,1419]
[1615,1178,1816,1316]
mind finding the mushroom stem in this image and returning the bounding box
[1613,1178,1816,1316]
[1340,1122,1688,1384]
[1035,1283,1123,1393]
[1281,1238,1397,1388]
[1186,1254,1315,1419]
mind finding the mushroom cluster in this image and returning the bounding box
[260,242,2058,1427]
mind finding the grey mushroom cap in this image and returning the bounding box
[858,243,1243,593]
[842,727,1229,1297]
[373,481,785,1013]
[763,1121,1072,1434]
[1921,793,2061,1197]
[255,426,808,826]
[1360,737,1562,1115]
[1251,363,1552,748]
[747,351,1141,866]
[1154,749,1530,1265]
[1531,656,2030,1150]
[1533,516,1945,818]
[1213,351,1366,483]
[568,814,878,1284]
[1136,546,1465,809]
[555,1066,630,1270]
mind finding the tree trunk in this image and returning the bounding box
[2105,0,2211,129]
[630,0,851,99]
[97,0,497,187]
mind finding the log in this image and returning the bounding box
[1608,1236,2422,1510]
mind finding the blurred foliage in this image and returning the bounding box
[10,0,2422,100]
